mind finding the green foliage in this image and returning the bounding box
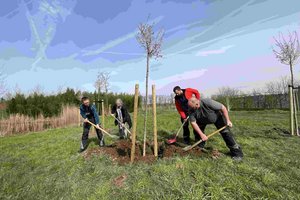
[6,89,79,117]
[1,110,300,199]
[5,88,140,117]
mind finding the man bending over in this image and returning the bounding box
[188,97,243,161]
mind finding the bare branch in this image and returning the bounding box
[136,22,164,59]
[94,71,111,93]
[272,31,300,86]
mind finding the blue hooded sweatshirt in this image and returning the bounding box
[80,104,100,124]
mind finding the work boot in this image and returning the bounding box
[99,139,105,147]
[198,141,206,149]
[79,141,87,153]
[78,148,86,153]
[183,138,191,145]
[230,146,243,160]
[232,156,243,162]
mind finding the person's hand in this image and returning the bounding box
[84,118,89,123]
[96,124,101,129]
[183,118,188,123]
[122,123,125,127]
[227,120,233,128]
[201,134,208,141]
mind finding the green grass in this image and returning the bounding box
[1,110,300,200]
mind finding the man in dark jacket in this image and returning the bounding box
[111,99,132,139]
[173,86,201,144]
[188,97,244,161]
[79,97,104,152]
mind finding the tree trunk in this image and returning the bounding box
[290,64,298,135]
[290,64,294,87]
[143,55,150,156]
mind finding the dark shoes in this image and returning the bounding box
[231,146,243,161]
[99,139,105,147]
[183,139,191,145]
[78,148,86,153]
[232,156,243,162]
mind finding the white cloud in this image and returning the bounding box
[196,45,234,57]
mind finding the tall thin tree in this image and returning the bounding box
[136,22,164,156]
[272,31,300,87]
[273,31,300,136]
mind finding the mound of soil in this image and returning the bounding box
[83,140,217,165]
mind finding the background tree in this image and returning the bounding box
[273,31,300,87]
[94,71,111,111]
[136,22,164,156]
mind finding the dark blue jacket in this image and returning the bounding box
[80,104,100,124]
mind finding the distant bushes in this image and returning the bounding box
[5,88,140,118]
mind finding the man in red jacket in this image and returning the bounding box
[173,86,201,144]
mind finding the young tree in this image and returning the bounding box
[273,31,300,87]
[94,71,111,112]
[136,22,164,156]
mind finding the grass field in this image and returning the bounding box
[1,110,300,200]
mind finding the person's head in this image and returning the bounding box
[81,96,90,106]
[115,98,123,108]
[188,97,200,110]
[173,86,183,96]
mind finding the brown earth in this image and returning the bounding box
[83,140,221,165]
[112,174,127,187]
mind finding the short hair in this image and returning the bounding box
[81,96,89,102]
[173,86,181,93]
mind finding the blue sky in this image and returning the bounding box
[0,0,300,96]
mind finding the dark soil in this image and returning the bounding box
[83,140,220,165]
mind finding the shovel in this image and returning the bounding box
[110,114,132,135]
[183,126,227,151]
[86,120,118,139]
[167,116,189,144]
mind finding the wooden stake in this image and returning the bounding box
[131,84,139,163]
[101,100,105,128]
[293,90,299,136]
[152,85,158,157]
[78,110,81,127]
[289,85,294,136]
[226,96,230,112]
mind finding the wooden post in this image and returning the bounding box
[131,84,139,163]
[289,85,294,136]
[226,96,230,112]
[108,104,111,115]
[101,100,105,128]
[78,110,81,127]
[293,90,299,136]
[295,88,300,112]
[152,85,158,157]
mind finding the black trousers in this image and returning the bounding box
[193,114,243,157]
[181,117,199,142]
[119,125,125,138]
[81,118,103,149]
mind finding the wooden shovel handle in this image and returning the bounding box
[110,114,132,135]
[184,126,227,151]
[86,120,115,138]
[175,116,189,137]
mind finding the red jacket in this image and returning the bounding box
[175,88,200,119]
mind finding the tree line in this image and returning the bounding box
[212,76,300,110]
[5,88,140,118]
